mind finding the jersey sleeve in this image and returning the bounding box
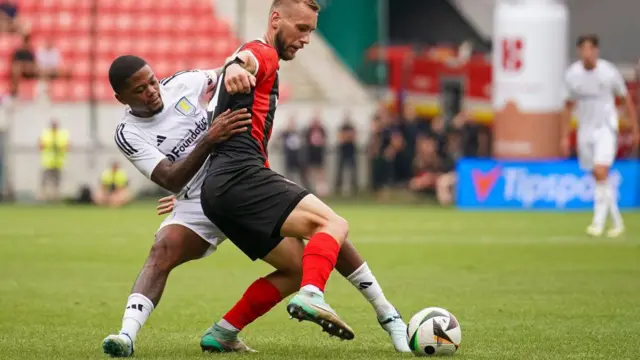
[240,42,279,83]
[114,124,167,179]
[161,70,217,98]
[611,67,628,97]
[196,69,219,102]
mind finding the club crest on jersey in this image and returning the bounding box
[175,97,196,116]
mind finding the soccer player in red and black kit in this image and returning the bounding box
[200,0,409,348]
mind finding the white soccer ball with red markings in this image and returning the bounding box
[407,307,461,356]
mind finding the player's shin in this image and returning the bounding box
[592,181,608,229]
[300,232,341,294]
[217,277,283,337]
[345,262,395,316]
[120,293,154,342]
[336,242,394,316]
[606,179,624,228]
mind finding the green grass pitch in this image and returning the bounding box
[0,203,638,359]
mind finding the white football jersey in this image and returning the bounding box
[114,69,217,200]
[564,59,628,133]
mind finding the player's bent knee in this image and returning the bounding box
[593,165,609,181]
[322,215,349,245]
[147,240,178,272]
[148,232,195,272]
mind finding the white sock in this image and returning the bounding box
[346,262,395,317]
[119,293,154,342]
[592,182,608,228]
[606,181,624,228]
[301,285,323,296]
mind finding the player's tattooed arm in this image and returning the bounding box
[149,109,252,193]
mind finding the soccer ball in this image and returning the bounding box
[407,307,461,356]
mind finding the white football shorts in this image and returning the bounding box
[577,126,617,171]
[157,198,226,257]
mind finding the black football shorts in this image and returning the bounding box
[200,166,309,261]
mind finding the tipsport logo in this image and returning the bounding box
[470,166,622,208]
[471,166,502,202]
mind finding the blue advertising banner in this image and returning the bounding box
[456,159,640,210]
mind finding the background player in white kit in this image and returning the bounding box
[562,35,639,237]
[102,55,410,357]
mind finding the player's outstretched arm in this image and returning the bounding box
[150,109,252,192]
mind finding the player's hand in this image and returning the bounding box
[560,135,571,157]
[224,64,256,95]
[208,108,253,143]
[157,195,177,215]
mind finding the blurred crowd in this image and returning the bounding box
[276,102,492,205]
[368,102,492,205]
[1,0,70,104]
[0,0,493,206]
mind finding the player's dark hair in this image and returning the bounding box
[108,55,148,93]
[271,0,321,12]
[576,34,599,48]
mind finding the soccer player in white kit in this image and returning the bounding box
[102,55,409,357]
[562,35,639,237]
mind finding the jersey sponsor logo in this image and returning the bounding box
[165,117,208,162]
[156,135,167,146]
[175,97,196,116]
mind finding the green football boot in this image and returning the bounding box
[286,290,355,340]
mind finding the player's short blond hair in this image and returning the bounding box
[271,0,321,12]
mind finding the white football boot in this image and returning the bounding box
[102,333,133,358]
[378,309,411,352]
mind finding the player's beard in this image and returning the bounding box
[151,104,164,115]
[275,30,293,61]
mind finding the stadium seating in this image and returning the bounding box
[1,0,241,101]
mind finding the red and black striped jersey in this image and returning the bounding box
[206,39,279,173]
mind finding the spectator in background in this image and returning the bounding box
[36,39,71,98]
[305,111,328,196]
[335,111,358,196]
[387,129,408,184]
[409,135,441,195]
[39,119,69,202]
[93,162,132,208]
[280,115,306,187]
[0,0,26,35]
[435,131,460,206]
[382,114,408,189]
[368,111,386,195]
[11,34,37,97]
[451,110,480,157]
[428,114,447,152]
[476,126,492,158]
[399,101,427,181]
